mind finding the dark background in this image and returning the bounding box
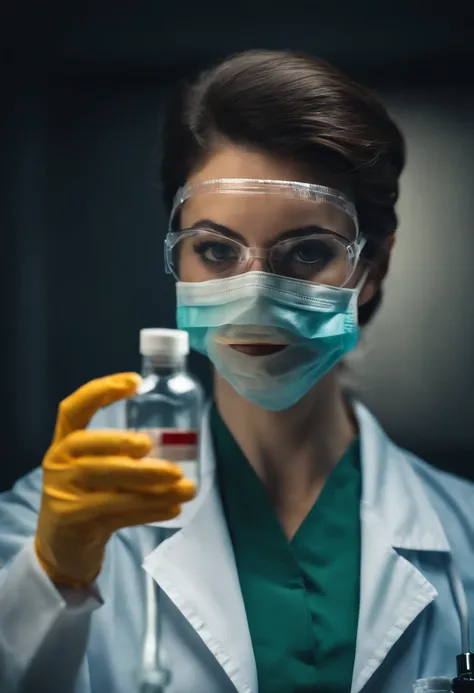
[2,1,473,491]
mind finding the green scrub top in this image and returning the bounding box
[211,404,362,693]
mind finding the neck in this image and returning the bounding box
[214,367,357,537]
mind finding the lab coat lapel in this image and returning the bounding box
[351,504,438,693]
[143,408,257,693]
[351,403,451,693]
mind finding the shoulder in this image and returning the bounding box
[355,401,474,563]
[0,467,44,564]
[355,401,473,539]
[404,449,474,537]
[0,466,43,513]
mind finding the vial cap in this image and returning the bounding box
[139,328,189,358]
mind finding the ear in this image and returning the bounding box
[358,234,396,306]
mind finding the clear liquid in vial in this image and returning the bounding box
[126,332,204,488]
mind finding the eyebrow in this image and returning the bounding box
[188,219,338,245]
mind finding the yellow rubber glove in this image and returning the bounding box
[34,372,196,589]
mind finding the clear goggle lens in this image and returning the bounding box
[165,229,365,287]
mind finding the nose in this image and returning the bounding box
[246,251,268,273]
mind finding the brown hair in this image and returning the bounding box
[160,49,405,325]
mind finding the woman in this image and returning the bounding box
[0,50,473,693]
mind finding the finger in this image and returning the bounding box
[53,373,141,444]
[103,505,183,531]
[72,456,185,488]
[61,430,153,459]
[83,491,186,517]
[135,478,196,503]
[154,478,196,503]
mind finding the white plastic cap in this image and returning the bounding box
[139,328,189,359]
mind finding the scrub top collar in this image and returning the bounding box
[149,400,452,554]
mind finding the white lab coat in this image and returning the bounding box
[0,401,473,693]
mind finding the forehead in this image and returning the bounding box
[179,146,356,239]
[187,145,352,190]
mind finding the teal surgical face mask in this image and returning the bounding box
[176,270,367,411]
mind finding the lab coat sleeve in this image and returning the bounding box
[0,468,101,692]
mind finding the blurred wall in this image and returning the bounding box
[2,2,473,490]
[346,91,474,475]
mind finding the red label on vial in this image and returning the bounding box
[138,428,199,484]
[161,431,198,446]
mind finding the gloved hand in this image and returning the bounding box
[34,372,196,589]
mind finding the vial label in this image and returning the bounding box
[139,429,199,485]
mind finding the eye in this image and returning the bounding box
[290,239,335,264]
[270,236,345,281]
[192,240,240,265]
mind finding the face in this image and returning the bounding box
[174,145,382,306]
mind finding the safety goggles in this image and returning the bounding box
[165,179,365,288]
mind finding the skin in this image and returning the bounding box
[180,145,392,540]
